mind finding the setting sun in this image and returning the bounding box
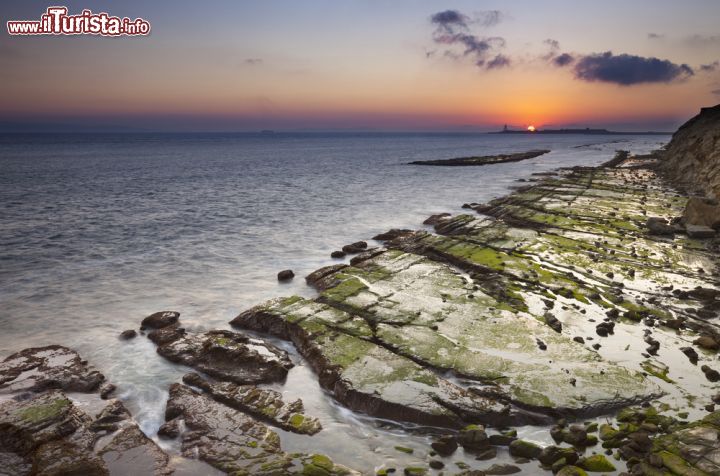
[527,125,536,132]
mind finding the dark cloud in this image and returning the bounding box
[700,61,719,72]
[429,9,507,72]
[573,52,694,85]
[486,54,511,69]
[244,58,263,65]
[713,89,720,96]
[648,33,664,39]
[553,53,575,67]
[430,10,470,32]
[542,39,574,66]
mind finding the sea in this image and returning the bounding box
[0,132,670,472]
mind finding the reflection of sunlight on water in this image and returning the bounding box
[0,133,670,472]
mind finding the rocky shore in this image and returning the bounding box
[2,106,720,475]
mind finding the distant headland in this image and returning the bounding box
[495,124,670,135]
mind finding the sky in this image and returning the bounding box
[1,0,719,132]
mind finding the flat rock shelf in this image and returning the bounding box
[408,149,551,166]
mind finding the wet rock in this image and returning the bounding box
[99,383,116,399]
[646,410,720,475]
[680,347,699,364]
[556,467,588,476]
[304,264,348,290]
[544,313,563,333]
[157,419,180,439]
[573,336,585,344]
[430,435,458,456]
[459,424,490,450]
[342,241,368,254]
[0,345,105,394]
[182,372,321,435]
[482,463,522,474]
[508,439,542,459]
[423,214,451,226]
[701,365,720,382]
[595,322,615,337]
[154,330,293,385]
[147,325,186,345]
[488,434,516,446]
[372,229,413,241]
[119,329,137,340]
[538,446,578,466]
[331,250,346,259]
[646,217,675,236]
[686,224,716,238]
[694,335,720,351]
[578,454,616,472]
[476,447,498,460]
[140,311,179,330]
[98,424,171,475]
[233,297,534,429]
[277,269,295,281]
[428,459,444,469]
[162,383,355,474]
[0,388,170,476]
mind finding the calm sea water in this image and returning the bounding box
[0,132,669,471]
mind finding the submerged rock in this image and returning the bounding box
[153,329,293,385]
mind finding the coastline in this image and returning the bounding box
[2,125,719,474]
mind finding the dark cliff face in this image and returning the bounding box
[660,104,720,198]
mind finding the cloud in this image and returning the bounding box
[712,89,720,96]
[542,39,574,66]
[700,61,719,72]
[429,9,507,71]
[244,58,263,65]
[648,33,665,40]
[487,54,511,69]
[573,52,694,85]
[684,34,720,47]
[553,53,575,67]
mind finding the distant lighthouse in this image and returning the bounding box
[503,124,508,132]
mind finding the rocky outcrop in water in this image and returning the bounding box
[0,346,171,475]
[153,328,294,385]
[409,149,551,166]
[162,382,354,475]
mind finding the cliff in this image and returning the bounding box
[659,104,720,198]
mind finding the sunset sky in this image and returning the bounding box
[1,0,719,131]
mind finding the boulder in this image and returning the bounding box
[646,217,675,236]
[277,269,295,281]
[341,241,368,253]
[694,335,720,350]
[140,311,179,330]
[508,439,542,459]
[682,197,720,228]
[119,329,137,340]
[154,330,293,385]
[686,224,716,238]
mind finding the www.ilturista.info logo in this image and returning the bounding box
[7,6,151,36]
